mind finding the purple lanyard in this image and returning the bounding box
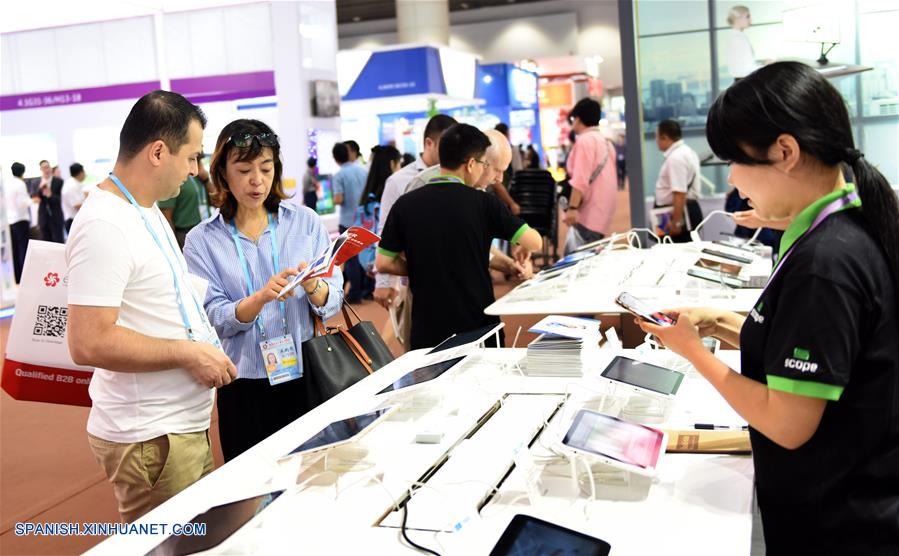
[760,191,860,298]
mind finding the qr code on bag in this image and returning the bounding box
[34,305,67,338]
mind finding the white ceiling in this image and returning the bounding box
[0,0,257,34]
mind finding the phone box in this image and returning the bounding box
[662,429,751,454]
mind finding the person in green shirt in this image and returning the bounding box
[160,156,211,248]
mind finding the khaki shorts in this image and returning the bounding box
[88,430,213,523]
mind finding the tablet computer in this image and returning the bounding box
[488,514,611,556]
[376,356,467,395]
[427,322,504,355]
[145,490,285,556]
[562,409,667,476]
[599,356,684,398]
[281,407,395,459]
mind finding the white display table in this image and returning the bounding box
[86,347,754,556]
[486,241,771,317]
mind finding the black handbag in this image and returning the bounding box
[301,315,375,409]
[340,304,395,371]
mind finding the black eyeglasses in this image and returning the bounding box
[229,132,279,148]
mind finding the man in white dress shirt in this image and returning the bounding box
[654,119,703,243]
[61,162,87,234]
[4,162,33,283]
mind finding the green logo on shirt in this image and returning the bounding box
[793,347,811,361]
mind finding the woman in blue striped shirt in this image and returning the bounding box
[184,119,344,462]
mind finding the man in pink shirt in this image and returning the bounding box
[563,98,618,253]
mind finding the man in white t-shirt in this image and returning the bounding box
[66,90,237,523]
[654,119,702,243]
[61,162,86,234]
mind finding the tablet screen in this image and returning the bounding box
[427,324,502,354]
[600,356,684,396]
[145,490,284,556]
[286,408,392,456]
[489,514,611,556]
[563,409,665,470]
[377,356,466,395]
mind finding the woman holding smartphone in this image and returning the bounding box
[639,62,899,554]
[184,119,344,462]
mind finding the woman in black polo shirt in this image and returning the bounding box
[639,61,899,555]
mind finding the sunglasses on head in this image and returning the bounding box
[229,132,279,148]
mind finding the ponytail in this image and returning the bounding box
[849,154,899,303]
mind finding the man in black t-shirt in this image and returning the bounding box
[376,124,542,350]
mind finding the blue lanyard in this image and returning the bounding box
[229,213,289,338]
[108,173,206,341]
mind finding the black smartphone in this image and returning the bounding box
[615,292,676,327]
[489,514,611,556]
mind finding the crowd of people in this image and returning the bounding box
[10,59,895,554]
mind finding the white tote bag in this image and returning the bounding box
[1,241,93,406]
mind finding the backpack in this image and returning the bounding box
[353,194,380,271]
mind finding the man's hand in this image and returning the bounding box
[185,341,237,388]
[374,287,397,309]
[666,219,683,235]
[564,207,578,226]
[511,259,534,280]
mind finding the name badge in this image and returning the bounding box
[260,334,301,385]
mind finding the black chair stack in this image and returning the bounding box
[508,169,559,265]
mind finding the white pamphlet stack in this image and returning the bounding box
[524,316,601,377]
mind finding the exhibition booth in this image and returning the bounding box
[2,0,898,554]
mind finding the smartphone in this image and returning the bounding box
[615,292,676,327]
[687,267,746,288]
[489,514,611,556]
[700,248,753,264]
[696,257,743,276]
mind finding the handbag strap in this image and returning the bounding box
[337,328,374,374]
[312,314,327,337]
[341,303,362,328]
[588,138,612,184]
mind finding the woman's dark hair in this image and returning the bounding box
[306,156,317,168]
[526,145,541,168]
[210,119,286,221]
[707,61,899,301]
[359,145,401,205]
